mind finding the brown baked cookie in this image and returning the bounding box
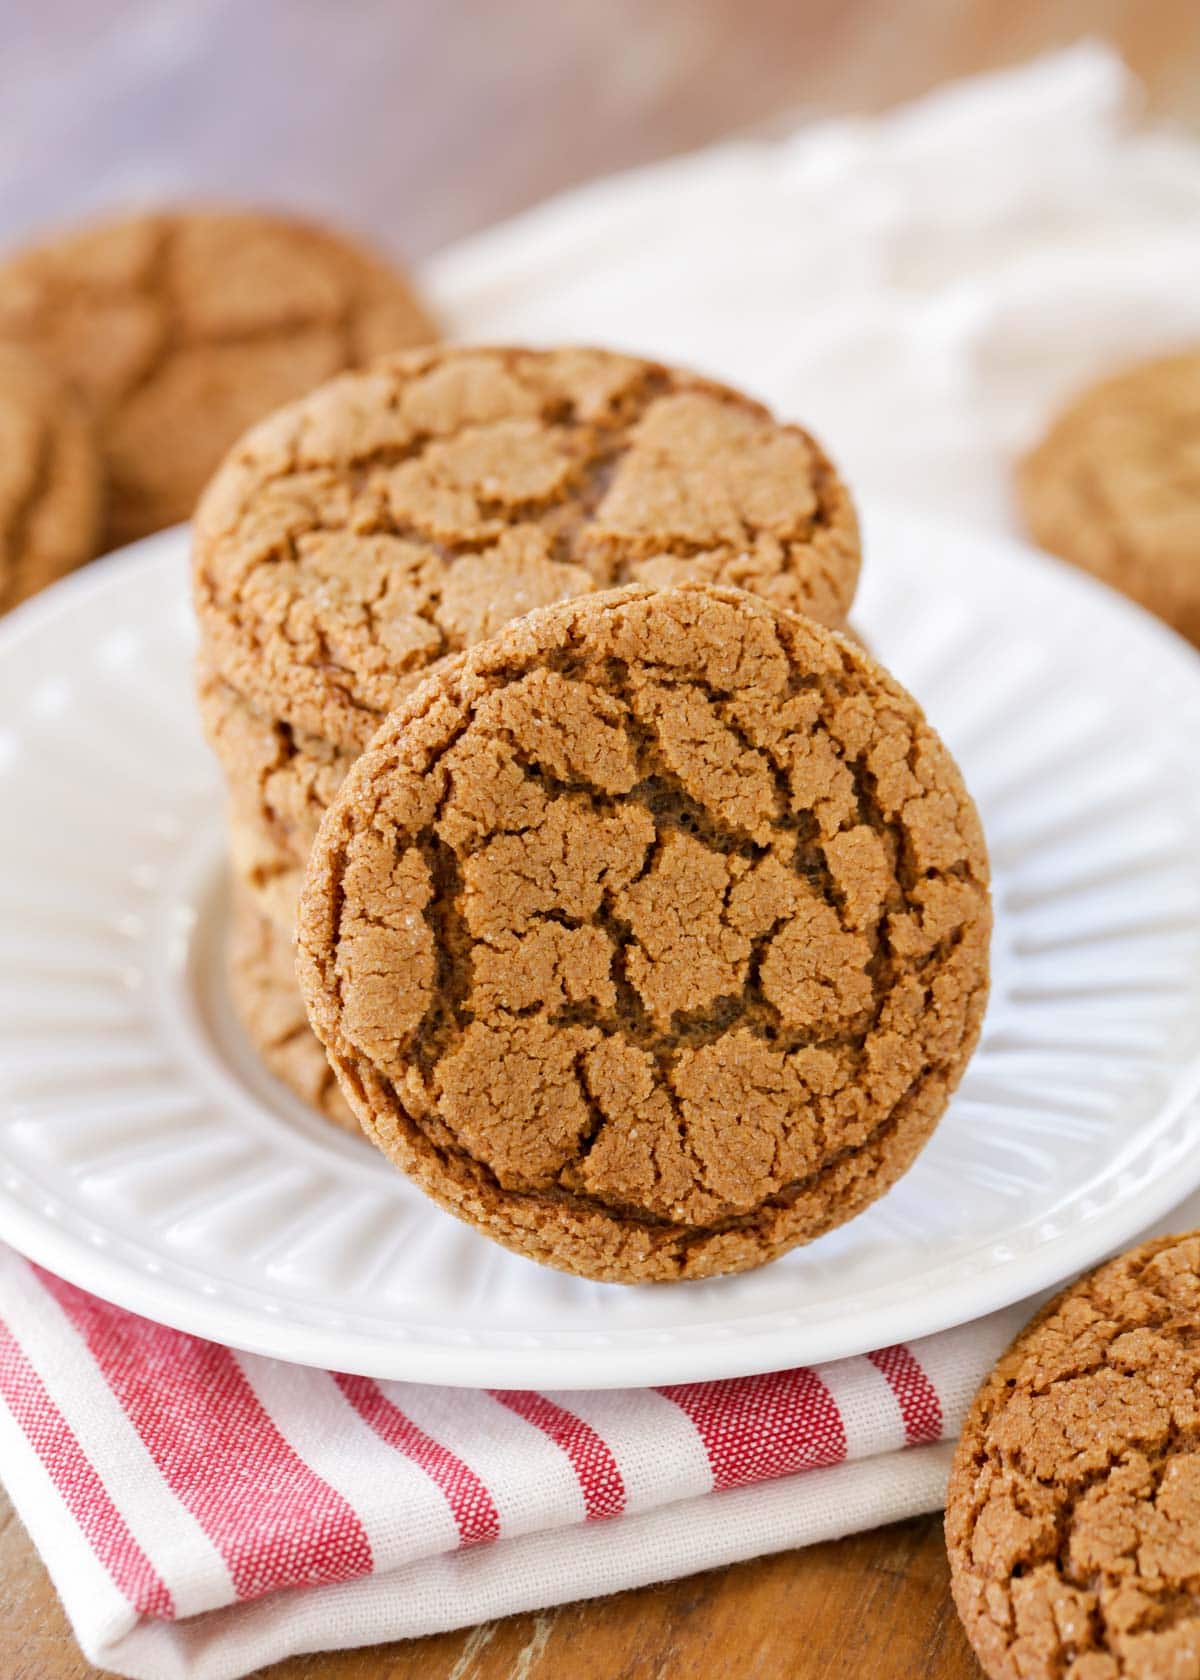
[210,628,881,905]
[0,343,102,611]
[194,344,862,754]
[227,811,306,937]
[1020,349,1200,645]
[297,584,990,1283]
[199,661,356,875]
[0,208,436,549]
[946,1232,1200,1680]
[228,883,358,1133]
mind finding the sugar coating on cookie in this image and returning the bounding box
[297,585,989,1283]
[0,208,436,548]
[1020,349,1200,646]
[194,345,861,753]
[947,1232,1200,1680]
[228,884,359,1133]
[0,343,101,611]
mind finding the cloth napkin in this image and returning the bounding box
[5,43,1200,1680]
[0,1248,1024,1680]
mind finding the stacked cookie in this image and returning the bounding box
[195,342,989,1279]
[194,344,865,1125]
[0,206,434,609]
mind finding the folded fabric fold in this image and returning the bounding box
[0,1245,1022,1679]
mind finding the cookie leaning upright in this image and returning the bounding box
[1019,349,1200,646]
[946,1232,1200,1680]
[0,208,436,548]
[297,584,990,1283]
[0,343,102,612]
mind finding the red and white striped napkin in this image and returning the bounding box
[0,1243,1026,1679]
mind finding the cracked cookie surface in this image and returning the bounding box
[297,584,989,1283]
[228,884,359,1133]
[194,345,861,754]
[0,342,102,611]
[0,208,435,548]
[946,1232,1200,1680]
[1020,349,1200,646]
[201,625,878,920]
[200,662,357,931]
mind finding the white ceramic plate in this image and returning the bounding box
[0,510,1198,1387]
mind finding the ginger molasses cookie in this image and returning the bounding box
[227,810,307,937]
[228,884,358,1133]
[199,662,357,882]
[211,626,878,907]
[0,208,436,548]
[0,343,101,611]
[194,344,862,754]
[1020,349,1200,645]
[297,584,990,1283]
[946,1232,1200,1680]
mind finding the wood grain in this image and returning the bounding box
[4,0,1199,1675]
[0,1484,977,1680]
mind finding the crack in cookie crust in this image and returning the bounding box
[947,1233,1200,1680]
[198,662,358,932]
[194,346,861,754]
[297,584,990,1283]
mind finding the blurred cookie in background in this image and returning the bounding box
[1019,349,1200,647]
[0,342,102,613]
[0,207,437,550]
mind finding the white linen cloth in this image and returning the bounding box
[3,44,1200,1680]
[430,42,1200,531]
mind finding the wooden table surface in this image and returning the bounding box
[4,1,1198,1675]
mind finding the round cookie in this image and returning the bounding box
[228,884,358,1133]
[1019,349,1200,645]
[0,208,436,549]
[297,584,990,1283]
[194,344,862,754]
[0,343,102,611]
[946,1232,1200,1680]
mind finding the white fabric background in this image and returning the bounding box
[428,43,1200,531]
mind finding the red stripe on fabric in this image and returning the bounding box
[658,1368,847,1490]
[489,1391,626,1521]
[0,1312,175,1618]
[33,1267,372,1601]
[867,1345,943,1444]
[335,1374,500,1546]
